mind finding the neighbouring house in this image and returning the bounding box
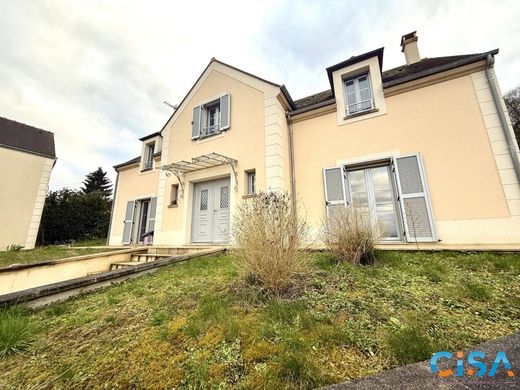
[108,32,520,247]
[0,117,56,250]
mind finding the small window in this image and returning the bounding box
[246,170,256,195]
[170,184,179,206]
[201,101,220,137]
[142,142,155,171]
[200,189,208,211]
[220,186,229,209]
[343,74,374,116]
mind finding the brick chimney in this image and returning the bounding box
[400,31,421,65]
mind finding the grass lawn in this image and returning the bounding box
[70,238,109,247]
[0,251,519,388]
[0,244,118,269]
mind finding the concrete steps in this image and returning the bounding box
[110,253,170,270]
[108,246,224,271]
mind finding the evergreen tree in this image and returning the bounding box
[81,167,112,198]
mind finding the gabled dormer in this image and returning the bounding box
[326,47,387,125]
[139,132,162,172]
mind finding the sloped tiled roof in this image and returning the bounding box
[0,117,56,158]
[294,50,497,111]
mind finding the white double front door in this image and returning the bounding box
[192,178,230,243]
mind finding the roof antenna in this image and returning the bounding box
[163,101,179,110]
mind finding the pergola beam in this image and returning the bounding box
[160,153,238,198]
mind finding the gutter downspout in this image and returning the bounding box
[486,54,520,184]
[286,112,297,211]
[106,171,119,246]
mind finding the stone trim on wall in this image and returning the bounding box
[472,69,520,216]
[24,158,54,249]
[264,95,285,191]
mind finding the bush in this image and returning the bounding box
[39,189,111,245]
[322,205,379,265]
[231,192,309,294]
[0,305,35,358]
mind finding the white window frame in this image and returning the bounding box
[142,142,155,171]
[246,170,256,195]
[343,73,374,116]
[201,100,221,138]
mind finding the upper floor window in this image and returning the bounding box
[202,100,221,137]
[142,142,155,171]
[192,94,231,140]
[344,74,374,116]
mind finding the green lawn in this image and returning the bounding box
[0,244,118,269]
[0,251,519,388]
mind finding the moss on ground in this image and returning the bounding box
[0,251,519,388]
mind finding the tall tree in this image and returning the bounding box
[82,167,112,198]
[504,86,520,148]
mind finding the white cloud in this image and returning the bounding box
[0,0,518,190]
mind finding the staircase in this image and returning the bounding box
[109,253,171,270]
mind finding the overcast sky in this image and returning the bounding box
[1,0,519,191]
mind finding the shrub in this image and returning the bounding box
[322,204,379,265]
[0,305,35,358]
[231,191,309,294]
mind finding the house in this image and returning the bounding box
[0,117,56,250]
[108,32,520,247]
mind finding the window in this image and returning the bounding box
[200,100,221,137]
[200,189,208,211]
[220,186,229,209]
[170,184,179,206]
[343,74,374,116]
[192,94,231,140]
[246,170,256,195]
[142,142,155,171]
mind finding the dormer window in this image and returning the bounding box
[142,142,155,171]
[192,94,231,140]
[344,74,374,116]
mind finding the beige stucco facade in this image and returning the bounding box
[109,48,520,247]
[0,147,55,250]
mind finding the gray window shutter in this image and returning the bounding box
[192,106,202,139]
[147,197,157,233]
[393,154,437,242]
[219,94,230,131]
[122,200,136,244]
[323,166,347,218]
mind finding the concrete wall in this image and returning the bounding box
[0,248,145,295]
[0,147,54,250]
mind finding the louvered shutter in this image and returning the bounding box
[393,154,437,242]
[192,106,202,139]
[323,167,347,218]
[147,197,157,233]
[122,200,136,244]
[219,94,230,131]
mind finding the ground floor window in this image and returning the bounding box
[122,197,157,245]
[345,165,401,240]
[323,154,437,244]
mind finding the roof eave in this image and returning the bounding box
[383,49,499,89]
[326,47,385,92]
[139,131,162,142]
